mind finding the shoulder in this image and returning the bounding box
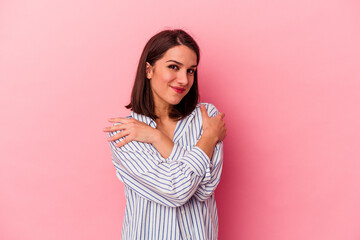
[194,102,220,118]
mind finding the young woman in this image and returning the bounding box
[103,29,226,240]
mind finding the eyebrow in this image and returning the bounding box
[166,60,197,68]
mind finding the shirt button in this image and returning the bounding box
[187,235,191,239]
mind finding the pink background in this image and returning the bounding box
[1,0,360,239]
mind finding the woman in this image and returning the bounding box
[103,29,226,240]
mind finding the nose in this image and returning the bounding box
[177,70,189,86]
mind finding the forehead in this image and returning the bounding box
[160,45,197,65]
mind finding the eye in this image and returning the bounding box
[168,65,179,70]
[187,69,196,75]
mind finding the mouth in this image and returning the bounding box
[170,86,185,94]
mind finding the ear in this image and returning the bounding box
[146,62,153,79]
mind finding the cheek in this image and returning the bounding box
[161,71,176,83]
[153,69,175,85]
[185,78,195,93]
[151,71,174,90]
[190,76,195,84]
[189,76,195,87]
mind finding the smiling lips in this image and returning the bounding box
[171,86,185,94]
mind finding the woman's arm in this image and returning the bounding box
[106,104,225,160]
[146,104,222,160]
[155,134,223,203]
[193,141,223,201]
[108,129,212,208]
[153,104,224,202]
[105,104,226,206]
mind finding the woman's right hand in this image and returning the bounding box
[200,104,227,142]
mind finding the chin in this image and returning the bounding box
[167,97,184,106]
[168,100,182,106]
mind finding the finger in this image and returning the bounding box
[108,130,130,142]
[200,104,209,119]
[108,117,132,123]
[115,139,127,148]
[115,135,132,148]
[219,112,225,119]
[103,124,127,132]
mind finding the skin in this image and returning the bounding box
[103,45,226,159]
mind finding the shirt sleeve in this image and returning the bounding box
[192,102,224,201]
[166,141,223,202]
[108,129,212,208]
[156,102,224,202]
[193,141,223,201]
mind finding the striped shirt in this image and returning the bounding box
[108,102,223,240]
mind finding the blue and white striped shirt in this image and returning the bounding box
[108,102,223,240]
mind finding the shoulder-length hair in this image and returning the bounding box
[125,29,200,120]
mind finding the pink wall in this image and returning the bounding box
[1,0,359,239]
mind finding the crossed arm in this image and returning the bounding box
[104,103,226,207]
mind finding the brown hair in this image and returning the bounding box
[125,29,200,120]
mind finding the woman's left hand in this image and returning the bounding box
[103,117,158,148]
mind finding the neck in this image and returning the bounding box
[155,105,170,120]
[154,102,176,125]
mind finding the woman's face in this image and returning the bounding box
[146,45,197,109]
